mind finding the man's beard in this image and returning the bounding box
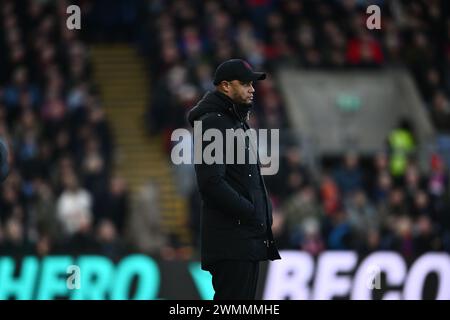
[229,93,253,120]
[234,101,253,121]
[231,92,252,107]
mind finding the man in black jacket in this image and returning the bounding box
[187,59,281,300]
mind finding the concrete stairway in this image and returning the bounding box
[90,44,190,246]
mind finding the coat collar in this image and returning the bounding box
[213,90,251,122]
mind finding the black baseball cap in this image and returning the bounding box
[213,59,266,85]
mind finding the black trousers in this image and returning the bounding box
[208,260,260,300]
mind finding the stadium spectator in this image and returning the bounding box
[56,171,93,236]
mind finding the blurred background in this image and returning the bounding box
[0,0,449,299]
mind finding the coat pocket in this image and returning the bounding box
[251,191,269,231]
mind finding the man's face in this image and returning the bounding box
[227,80,255,105]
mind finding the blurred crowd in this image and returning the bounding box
[268,146,450,258]
[0,0,129,259]
[0,0,449,260]
[141,0,450,258]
